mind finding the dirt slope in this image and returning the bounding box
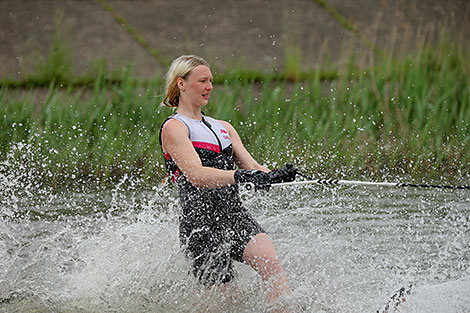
[1,0,469,79]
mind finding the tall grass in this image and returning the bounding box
[1,39,469,188]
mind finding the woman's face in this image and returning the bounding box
[179,65,213,108]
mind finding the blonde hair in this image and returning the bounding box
[162,55,210,107]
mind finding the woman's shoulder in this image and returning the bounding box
[217,119,235,131]
[161,117,188,134]
[204,115,231,127]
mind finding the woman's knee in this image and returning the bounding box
[243,233,283,274]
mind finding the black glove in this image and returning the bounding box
[268,164,297,184]
[234,169,271,191]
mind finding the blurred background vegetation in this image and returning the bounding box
[1,0,469,188]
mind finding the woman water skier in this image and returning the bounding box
[159,55,297,306]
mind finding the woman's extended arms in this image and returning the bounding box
[220,121,269,173]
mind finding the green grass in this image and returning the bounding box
[1,39,469,189]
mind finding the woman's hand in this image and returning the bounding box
[234,169,271,191]
[268,164,297,183]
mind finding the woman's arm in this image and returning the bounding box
[161,119,236,188]
[220,121,270,173]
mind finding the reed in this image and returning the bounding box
[1,38,469,188]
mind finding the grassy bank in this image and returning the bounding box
[1,40,469,189]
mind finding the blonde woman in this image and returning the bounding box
[159,55,296,305]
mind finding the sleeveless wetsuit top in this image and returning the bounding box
[161,113,234,182]
[159,113,242,218]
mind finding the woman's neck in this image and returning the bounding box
[176,103,203,121]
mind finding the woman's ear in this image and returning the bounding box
[177,77,185,91]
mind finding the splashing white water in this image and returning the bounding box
[1,147,469,312]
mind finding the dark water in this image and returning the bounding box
[1,176,469,312]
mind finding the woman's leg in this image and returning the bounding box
[242,233,291,303]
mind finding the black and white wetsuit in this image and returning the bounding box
[159,113,264,285]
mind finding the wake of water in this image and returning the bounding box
[1,163,470,312]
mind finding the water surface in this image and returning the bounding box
[1,181,469,312]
